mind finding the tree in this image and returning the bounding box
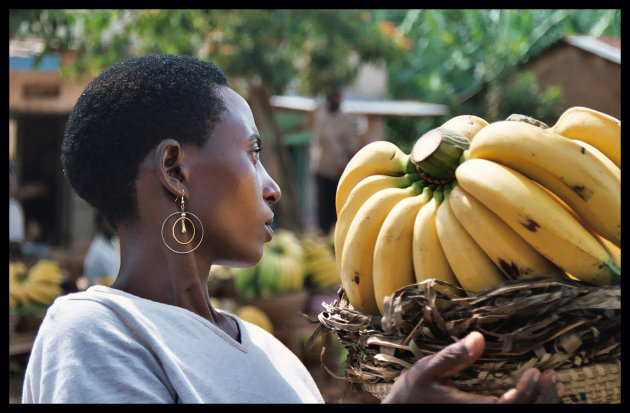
[10,9,403,232]
[380,9,620,149]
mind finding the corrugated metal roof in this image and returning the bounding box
[270,95,449,117]
[564,35,620,64]
[9,38,61,71]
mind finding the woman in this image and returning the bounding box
[22,54,562,403]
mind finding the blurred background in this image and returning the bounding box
[9,9,620,403]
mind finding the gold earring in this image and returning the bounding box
[161,193,204,254]
[172,194,196,245]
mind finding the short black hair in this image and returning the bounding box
[61,54,229,224]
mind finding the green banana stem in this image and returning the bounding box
[411,128,469,184]
[410,179,427,195]
[404,154,418,174]
[404,171,422,183]
[421,185,433,200]
[458,149,471,164]
[441,184,452,201]
[432,185,444,204]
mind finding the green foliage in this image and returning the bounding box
[10,9,619,192]
[380,9,619,146]
[484,71,566,125]
[10,9,402,96]
[386,117,443,154]
[385,9,620,104]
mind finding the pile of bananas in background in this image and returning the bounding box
[335,106,621,316]
[301,233,340,289]
[9,259,65,311]
[210,294,276,335]
[232,229,341,298]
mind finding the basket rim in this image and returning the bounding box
[361,361,621,403]
[318,277,620,403]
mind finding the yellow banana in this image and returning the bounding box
[25,282,63,306]
[550,106,621,168]
[411,186,461,296]
[372,186,433,314]
[598,235,621,269]
[340,180,425,315]
[9,284,26,306]
[448,184,563,280]
[273,229,303,260]
[334,172,419,271]
[280,254,305,292]
[12,285,32,307]
[535,181,622,274]
[9,262,30,306]
[337,171,419,217]
[28,259,63,284]
[336,140,415,215]
[440,114,489,141]
[435,186,507,294]
[571,139,621,181]
[304,240,339,286]
[455,158,620,286]
[469,120,620,247]
[309,258,340,287]
[236,305,274,334]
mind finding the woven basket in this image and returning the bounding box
[362,362,620,403]
[317,276,620,404]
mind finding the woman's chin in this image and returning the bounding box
[215,253,263,269]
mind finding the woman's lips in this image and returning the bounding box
[264,223,274,241]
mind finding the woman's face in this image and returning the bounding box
[184,86,281,267]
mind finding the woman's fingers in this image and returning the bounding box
[498,368,563,404]
[384,332,564,404]
[499,368,540,403]
[422,331,486,379]
[535,369,564,403]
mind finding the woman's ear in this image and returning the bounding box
[155,139,190,197]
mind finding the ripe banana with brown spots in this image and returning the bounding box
[469,119,620,247]
[550,106,620,168]
[455,158,620,286]
[339,180,425,315]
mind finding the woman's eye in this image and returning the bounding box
[250,146,261,161]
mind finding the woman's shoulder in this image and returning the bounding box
[42,288,119,329]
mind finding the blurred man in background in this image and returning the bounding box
[309,83,366,234]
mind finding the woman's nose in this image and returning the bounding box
[262,166,281,205]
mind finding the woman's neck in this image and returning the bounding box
[112,225,213,321]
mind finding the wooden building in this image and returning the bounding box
[463,35,620,119]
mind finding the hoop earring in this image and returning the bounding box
[161,193,204,254]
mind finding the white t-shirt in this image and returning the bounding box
[22,286,324,404]
[83,234,121,282]
[9,197,25,243]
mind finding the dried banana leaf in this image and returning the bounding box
[317,276,620,387]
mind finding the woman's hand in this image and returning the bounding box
[382,331,563,404]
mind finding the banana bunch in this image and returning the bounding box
[335,107,621,316]
[333,143,426,313]
[460,107,621,285]
[236,305,275,334]
[9,259,65,309]
[302,233,341,288]
[233,229,305,298]
[208,264,237,280]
